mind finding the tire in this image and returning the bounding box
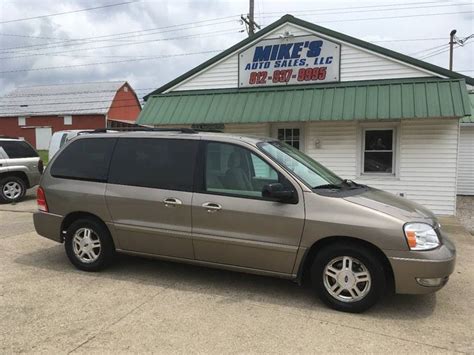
[64,218,115,272]
[0,176,27,203]
[310,243,386,313]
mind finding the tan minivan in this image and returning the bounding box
[33,129,456,313]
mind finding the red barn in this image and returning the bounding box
[0,81,141,149]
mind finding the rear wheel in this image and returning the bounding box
[311,243,386,313]
[0,176,26,203]
[64,218,115,271]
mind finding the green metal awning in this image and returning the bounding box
[461,93,474,124]
[138,78,471,126]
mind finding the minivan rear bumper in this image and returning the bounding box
[33,211,63,243]
[385,236,456,294]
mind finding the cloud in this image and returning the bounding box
[0,0,472,99]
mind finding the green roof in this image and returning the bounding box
[461,93,474,124]
[144,14,474,99]
[137,78,471,125]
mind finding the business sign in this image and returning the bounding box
[238,35,340,88]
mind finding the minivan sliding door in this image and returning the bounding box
[105,137,199,259]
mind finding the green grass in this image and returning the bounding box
[38,150,49,165]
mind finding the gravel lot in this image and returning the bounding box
[1,190,473,353]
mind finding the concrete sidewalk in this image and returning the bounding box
[0,203,473,353]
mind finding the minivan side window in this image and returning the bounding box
[50,138,116,182]
[204,142,284,199]
[0,141,38,158]
[108,138,198,191]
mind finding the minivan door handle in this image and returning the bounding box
[163,198,182,207]
[202,202,222,213]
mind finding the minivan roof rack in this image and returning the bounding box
[83,127,222,134]
[0,135,19,139]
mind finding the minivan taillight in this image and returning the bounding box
[38,159,44,174]
[37,187,48,212]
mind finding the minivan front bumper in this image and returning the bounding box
[385,235,456,294]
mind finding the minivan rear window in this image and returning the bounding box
[50,138,116,182]
[108,138,198,191]
[0,140,38,158]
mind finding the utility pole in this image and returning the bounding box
[449,29,457,71]
[249,0,255,36]
[241,0,260,37]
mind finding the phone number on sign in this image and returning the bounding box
[248,67,327,85]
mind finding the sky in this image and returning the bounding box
[0,0,472,100]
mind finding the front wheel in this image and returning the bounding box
[64,218,115,271]
[311,243,386,313]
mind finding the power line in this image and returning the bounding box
[0,103,143,115]
[0,14,239,45]
[371,37,446,43]
[0,1,465,50]
[258,2,471,17]
[0,97,145,107]
[1,88,158,98]
[0,28,242,60]
[0,2,442,42]
[282,11,474,24]
[258,1,444,15]
[0,1,140,24]
[419,41,472,60]
[0,18,239,53]
[0,50,223,74]
[409,43,448,56]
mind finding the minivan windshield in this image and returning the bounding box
[258,141,344,189]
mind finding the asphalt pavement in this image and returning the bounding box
[0,189,473,353]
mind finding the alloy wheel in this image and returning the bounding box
[323,256,372,303]
[72,228,101,263]
[3,181,22,200]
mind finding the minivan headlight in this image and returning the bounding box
[403,223,440,251]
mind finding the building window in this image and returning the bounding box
[362,129,395,174]
[123,86,129,92]
[18,117,26,126]
[277,128,300,149]
[64,115,72,125]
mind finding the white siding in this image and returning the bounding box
[170,23,434,92]
[305,121,357,178]
[457,126,474,195]
[340,46,431,81]
[224,123,270,137]
[223,119,459,215]
[174,56,239,91]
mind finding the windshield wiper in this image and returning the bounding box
[342,179,366,189]
[313,184,342,189]
[314,180,366,190]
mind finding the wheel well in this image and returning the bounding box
[0,171,30,188]
[61,212,111,242]
[299,236,395,292]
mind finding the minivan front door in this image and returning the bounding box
[106,137,199,259]
[191,141,305,275]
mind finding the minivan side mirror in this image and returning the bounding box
[262,183,297,203]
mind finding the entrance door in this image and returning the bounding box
[191,141,305,274]
[35,127,52,150]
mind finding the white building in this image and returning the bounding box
[138,15,472,216]
[458,94,474,196]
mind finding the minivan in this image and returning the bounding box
[33,129,456,313]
